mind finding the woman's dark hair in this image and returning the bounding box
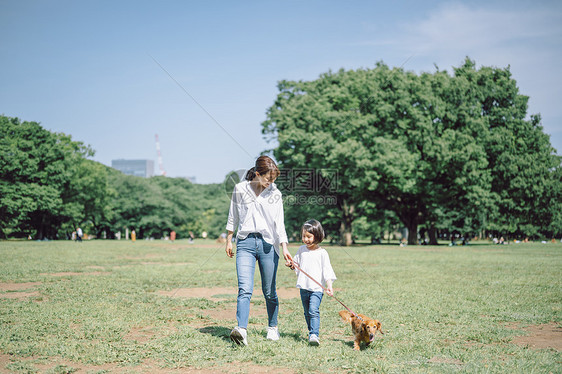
[302,219,325,244]
[245,155,280,181]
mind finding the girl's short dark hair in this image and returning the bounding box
[302,219,325,244]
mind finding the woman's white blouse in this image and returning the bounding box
[226,181,288,252]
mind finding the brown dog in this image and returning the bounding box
[339,310,383,350]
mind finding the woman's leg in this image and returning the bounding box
[299,289,312,333]
[308,291,323,336]
[235,236,257,328]
[256,238,279,327]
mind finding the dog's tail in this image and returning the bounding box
[339,310,353,323]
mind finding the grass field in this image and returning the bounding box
[0,239,560,373]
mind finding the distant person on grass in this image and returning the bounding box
[76,227,83,242]
[291,219,336,346]
[225,155,293,346]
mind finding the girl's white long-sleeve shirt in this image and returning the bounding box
[293,245,337,293]
[226,180,288,254]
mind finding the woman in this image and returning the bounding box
[225,155,293,346]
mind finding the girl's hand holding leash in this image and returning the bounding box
[287,259,296,270]
[326,282,334,297]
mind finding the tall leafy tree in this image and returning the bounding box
[62,160,115,237]
[108,170,171,239]
[453,60,561,238]
[263,66,418,245]
[263,59,559,244]
[0,116,93,239]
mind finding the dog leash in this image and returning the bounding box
[290,260,363,322]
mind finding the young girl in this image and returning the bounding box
[292,219,336,346]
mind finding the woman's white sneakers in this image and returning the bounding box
[309,334,320,346]
[230,327,248,346]
[231,326,281,345]
[266,326,280,341]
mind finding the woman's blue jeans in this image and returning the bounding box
[236,233,279,329]
[300,289,323,336]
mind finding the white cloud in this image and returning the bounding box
[402,3,561,58]
[372,2,562,147]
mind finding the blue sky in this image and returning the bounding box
[1,0,561,183]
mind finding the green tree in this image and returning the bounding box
[263,59,559,244]
[262,68,405,245]
[454,60,561,238]
[368,64,493,244]
[108,170,169,238]
[62,160,115,237]
[108,171,230,240]
[0,116,93,239]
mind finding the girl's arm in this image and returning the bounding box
[323,250,336,296]
[325,280,334,296]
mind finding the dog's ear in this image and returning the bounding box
[376,320,384,334]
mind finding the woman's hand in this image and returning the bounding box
[225,231,234,258]
[281,243,293,268]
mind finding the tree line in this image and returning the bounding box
[262,58,561,245]
[0,115,230,240]
[2,58,560,244]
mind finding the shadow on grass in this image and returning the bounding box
[281,331,305,343]
[197,326,307,345]
[331,337,383,351]
[198,326,232,342]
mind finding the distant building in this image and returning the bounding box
[111,159,154,178]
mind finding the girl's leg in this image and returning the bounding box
[308,291,323,336]
[299,289,312,332]
[257,238,279,327]
[235,236,257,328]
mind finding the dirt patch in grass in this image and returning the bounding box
[0,282,43,300]
[192,303,268,324]
[139,261,192,266]
[0,291,41,299]
[119,253,162,260]
[511,323,562,351]
[42,271,111,277]
[157,287,300,300]
[158,287,300,328]
[158,287,236,300]
[123,326,159,343]
[0,354,295,373]
[275,287,300,299]
[213,362,297,373]
[0,282,41,292]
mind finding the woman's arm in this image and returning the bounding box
[225,230,235,258]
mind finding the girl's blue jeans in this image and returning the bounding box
[235,233,279,329]
[300,288,323,336]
